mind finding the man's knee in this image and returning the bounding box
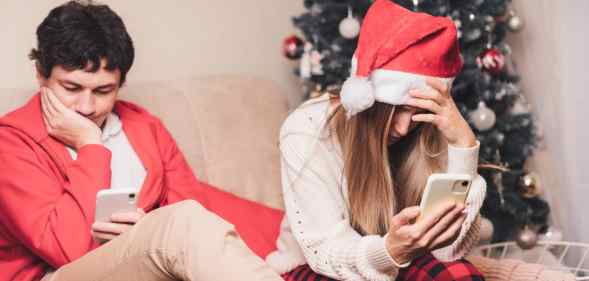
[152,200,205,224]
[168,199,206,214]
[152,200,234,234]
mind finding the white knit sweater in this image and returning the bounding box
[266,96,487,281]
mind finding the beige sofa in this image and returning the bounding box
[0,75,288,210]
[0,75,574,281]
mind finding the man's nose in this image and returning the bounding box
[75,91,95,117]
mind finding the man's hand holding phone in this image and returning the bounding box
[92,208,146,241]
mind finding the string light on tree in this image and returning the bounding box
[299,43,324,79]
[539,226,563,242]
[463,13,482,42]
[412,0,420,11]
[507,10,524,32]
[453,19,462,38]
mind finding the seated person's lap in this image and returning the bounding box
[283,254,485,281]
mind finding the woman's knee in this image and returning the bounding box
[436,260,484,281]
[398,255,485,281]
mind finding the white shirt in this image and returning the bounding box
[66,113,146,191]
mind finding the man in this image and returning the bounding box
[0,2,282,281]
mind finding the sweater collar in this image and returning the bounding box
[101,112,123,142]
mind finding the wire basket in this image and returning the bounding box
[475,241,589,280]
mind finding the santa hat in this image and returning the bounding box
[340,0,463,117]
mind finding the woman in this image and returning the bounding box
[266,1,486,280]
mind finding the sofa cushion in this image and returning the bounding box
[195,181,284,258]
[167,76,288,210]
[0,75,288,209]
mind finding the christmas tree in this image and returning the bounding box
[282,0,550,245]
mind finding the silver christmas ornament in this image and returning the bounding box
[339,7,360,39]
[470,102,496,131]
[516,226,538,250]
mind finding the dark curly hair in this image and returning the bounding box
[30,1,134,86]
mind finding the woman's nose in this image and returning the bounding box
[395,123,410,137]
[395,114,413,137]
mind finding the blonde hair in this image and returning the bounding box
[327,97,448,235]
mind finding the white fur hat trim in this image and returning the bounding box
[340,68,454,117]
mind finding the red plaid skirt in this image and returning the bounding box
[282,254,485,281]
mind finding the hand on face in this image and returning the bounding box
[404,78,477,148]
[91,208,146,241]
[40,87,102,149]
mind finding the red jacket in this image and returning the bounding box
[0,94,283,281]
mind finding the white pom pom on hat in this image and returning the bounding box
[340,76,375,118]
[339,0,463,117]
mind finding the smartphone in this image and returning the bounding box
[417,173,472,222]
[95,188,139,222]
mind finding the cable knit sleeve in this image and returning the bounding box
[277,112,400,281]
[432,141,487,261]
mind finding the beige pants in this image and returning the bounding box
[42,200,282,281]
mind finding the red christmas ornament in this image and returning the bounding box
[283,35,305,60]
[477,48,505,75]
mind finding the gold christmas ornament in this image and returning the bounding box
[519,172,541,198]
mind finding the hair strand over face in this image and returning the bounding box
[328,98,448,235]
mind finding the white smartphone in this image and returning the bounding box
[95,188,139,222]
[417,173,472,222]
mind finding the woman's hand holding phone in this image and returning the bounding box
[385,202,466,266]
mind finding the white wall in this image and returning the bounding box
[508,0,589,242]
[0,0,305,105]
